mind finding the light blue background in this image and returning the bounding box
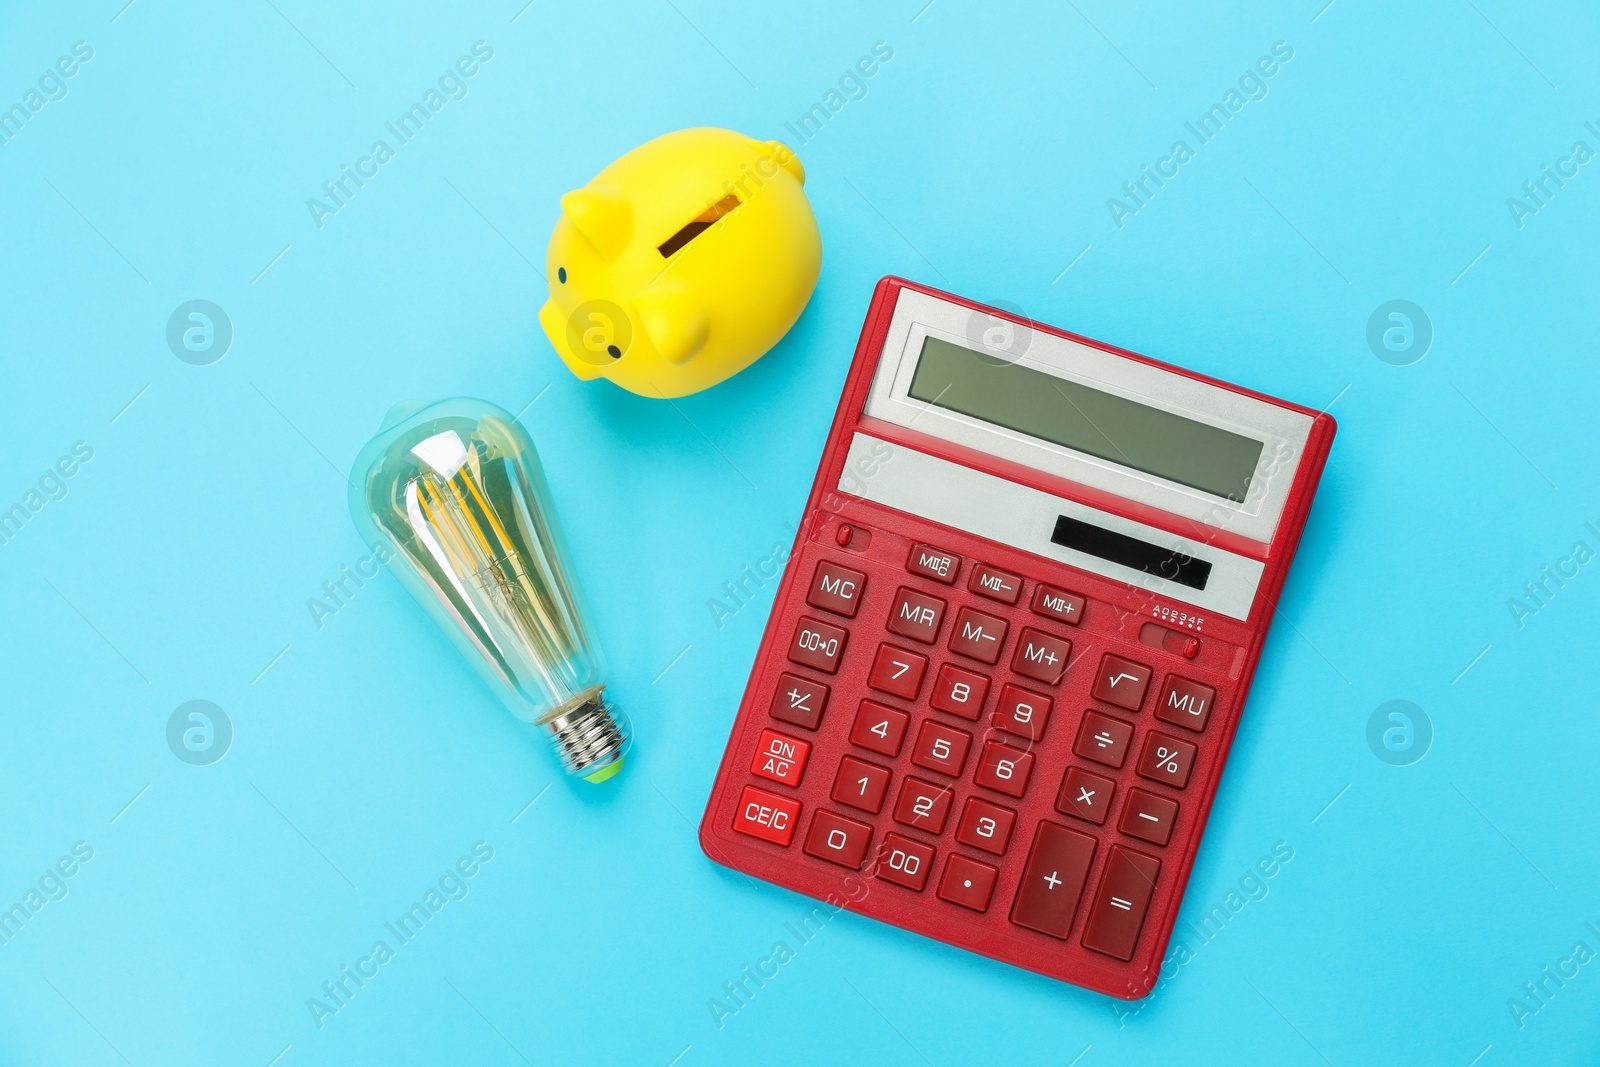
[1,0,1597,1064]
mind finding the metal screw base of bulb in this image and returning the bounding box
[541,695,627,778]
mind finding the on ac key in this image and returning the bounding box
[749,728,810,787]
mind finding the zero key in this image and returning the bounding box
[1010,821,1096,939]
[1081,846,1161,961]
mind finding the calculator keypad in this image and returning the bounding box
[750,729,810,786]
[910,720,972,777]
[1075,711,1133,769]
[734,785,800,846]
[728,534,1231,986]
[1057,766,1115,825]
[968,564,1022,604]
[877,834,935,891]
[807,561,867,618]
[956,797,1017,855]
[1081,847,1161,960]
[907,543,960,583]
[975,741,1035,798]
[1154,675,1216,732]
[1119,789,1178,846]
[1030,584,1085,625]
[1137,731,1197,789]
[994,684,1052,742]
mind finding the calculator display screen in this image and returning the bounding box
[907,336,1265,502]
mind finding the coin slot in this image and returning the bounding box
[657,194,740,257]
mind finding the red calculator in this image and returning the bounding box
[699,277,1335,998]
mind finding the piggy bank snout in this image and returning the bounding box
[541,298,633,380]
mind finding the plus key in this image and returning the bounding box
[1010,821,1097,938]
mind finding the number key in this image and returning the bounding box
[875,833,935,891]
[930,664,990,721]
[974,740,1035,798]
[849,700,909,758]
[956,797,1017,856]
[911,720,972,777]
[832,756,891,814]
[893,776,954,834]
[994,683,1052,742]
[866,643,928,700]
[803,809,873,870]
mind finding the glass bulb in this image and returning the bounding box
[349,397,627,783]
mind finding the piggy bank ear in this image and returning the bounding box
[632,288,708,366]
[560,187,633,259]
[765,140,805,184]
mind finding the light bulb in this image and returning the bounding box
[349,397,627,783]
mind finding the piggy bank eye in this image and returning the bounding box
[606,344,621,358]
[557,267,567,283]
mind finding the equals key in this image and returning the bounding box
[1081,846,1161,961]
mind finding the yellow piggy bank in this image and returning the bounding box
[539,128,822,399]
